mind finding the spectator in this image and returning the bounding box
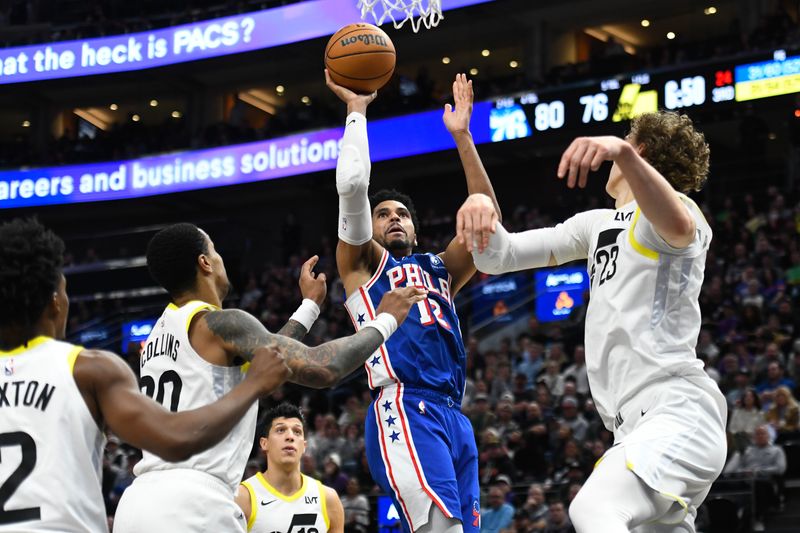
[538,360,565,398]
[562,346,589,396]
[340,478,369,533]
[725,425,787,530]
[521,483,548,530]
[468,392,496,433]
[558,398,589,442]
[322,453,349,495]
[757,362,796,408]
[765,385,800,436]
[728,387,766,451]
[482,485,515,533]
[544,501,574,533]
[725,368,752,407]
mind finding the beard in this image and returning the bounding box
[384,235,413,255]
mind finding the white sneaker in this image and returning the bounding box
[753,520,765,531]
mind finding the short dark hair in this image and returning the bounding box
[146,223,208,297]
[262,402,305,435]
[0,218,64,334]
[370,189,420,235]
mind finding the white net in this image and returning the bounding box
[357,0,443,33]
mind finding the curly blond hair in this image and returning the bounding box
[629,111,710,193]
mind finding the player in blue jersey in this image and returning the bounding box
[325,72,501,533]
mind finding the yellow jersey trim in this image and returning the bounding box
[67,345,84,374]
[626,460,635,470]
[242,481,258,531]
[0,336,51,357]
[181,300,221,332]
[657,490,690,524]
[628,208,660,261]
[593,455,605,469]
[167,303,179,310]
[256,472,306,502]
[318,480,330,529]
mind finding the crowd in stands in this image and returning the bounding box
[1,5,799,170]
[83,178,800,530]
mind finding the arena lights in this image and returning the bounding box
[21,120,30,128]
[704,6,717,15]
[131,114,140,122]
[509,60,519,68]
[667,32,676,40]
[149,99,158,107]
[441,57,451,65]
[481,49,490,57]
[109,103,118,111]
[640,19,650,27]
[276,85,285,95]
[171,111,182,118]
[301,96,311,105]
[469,68,479,75]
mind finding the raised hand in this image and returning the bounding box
[443,73,474,136]
[325,69,377,115]
[245,346,291,395]
[456,193,498,253]
[375,286,428,326]
[299,255,327,306]
[557,136,630,189]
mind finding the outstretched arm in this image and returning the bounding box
[457,194,596,274]
[325,70,385,292]
[441,74,501,294]
[197,287,426,388]
[75,346,287,462]
[277,255,327,341]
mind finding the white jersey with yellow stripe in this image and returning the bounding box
[241,473,330,533]
[134,300,258,491]
[0,337,107,532]
[549,197,722,432]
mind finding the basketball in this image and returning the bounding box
[324,23,396,94]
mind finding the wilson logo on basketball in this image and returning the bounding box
[340,34,388,48]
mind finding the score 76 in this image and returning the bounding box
[579,93,609,123]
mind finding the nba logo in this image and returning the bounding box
[3,358,14,376]
[418,400,425,414]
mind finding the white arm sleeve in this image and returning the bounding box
[472,211,599,274]
[336,112,373,246]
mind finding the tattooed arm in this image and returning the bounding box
[277,255,328,341]
[196,287,425,389]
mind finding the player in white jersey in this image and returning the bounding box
[456,112,727,533]
[236,403,344,533]
[114,223,425,532]
[0,218,290,533]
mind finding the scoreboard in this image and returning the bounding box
[490,48,799,142]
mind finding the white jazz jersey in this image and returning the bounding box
[241,473,330,533]
[0,337,106,532]
[134,300,258,490]
[549,198,722,431]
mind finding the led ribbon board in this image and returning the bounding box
[0,103,493,209]
[0,0,492,85]
[735,53,800,101]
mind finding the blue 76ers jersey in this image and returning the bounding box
[344,250,467,401]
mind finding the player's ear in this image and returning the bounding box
[259,436,269,453]
[197,253,213,275]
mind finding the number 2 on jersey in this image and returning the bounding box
[416,298,452,331]
[0,431,40,525]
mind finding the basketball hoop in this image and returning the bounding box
[357,0,443,33]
